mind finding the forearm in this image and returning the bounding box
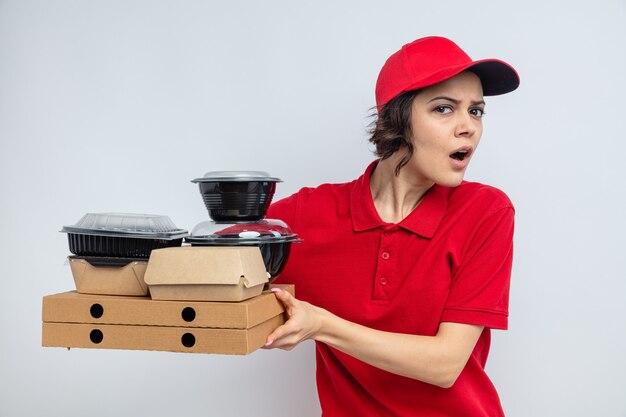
[314,307,482,388]
[266,288,483,388]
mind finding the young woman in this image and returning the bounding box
[265,36,520,417]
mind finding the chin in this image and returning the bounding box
[435,174,465,188]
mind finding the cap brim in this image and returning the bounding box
[376,56,520,109]
[467,59,520,96]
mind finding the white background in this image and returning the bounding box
[1,1,625,416]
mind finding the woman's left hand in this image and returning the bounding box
[263,287,325,350]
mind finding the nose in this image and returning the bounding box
[454,112,480,138]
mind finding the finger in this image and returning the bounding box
[267,337,297,351]
[265,315,302,347]
[271,287,297,315]
[271,286,294,302]
[265,322,290,347]
[265,329,301,351]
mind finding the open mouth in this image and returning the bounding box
[450,149,471,161]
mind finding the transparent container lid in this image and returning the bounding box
[61,213,188,239]
[185,218,299,244]
[191,170,282,183]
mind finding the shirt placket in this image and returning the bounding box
[372,226,397,301]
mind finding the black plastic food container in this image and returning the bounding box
[186,237,297,280]
[66,234,183,258]
[61,213,188,258]
[191,171,282,221]
[185,219,300,282]
[68,255,148,268]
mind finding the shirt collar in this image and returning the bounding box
[350,160,450,238]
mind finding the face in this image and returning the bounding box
[403,71,485,188]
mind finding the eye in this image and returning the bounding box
[470,108,485,117]
[434,105,452,114]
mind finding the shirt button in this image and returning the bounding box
[381,252,390,260]
[380,277,388,285]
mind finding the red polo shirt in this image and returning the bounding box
[268,161,514,417]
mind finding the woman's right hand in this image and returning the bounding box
[263,287,326,351]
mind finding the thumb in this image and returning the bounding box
[271,287,297,316]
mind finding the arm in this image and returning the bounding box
[265,288,483,389]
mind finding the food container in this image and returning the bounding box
[191,171,282,221]
[184,219,301,281]
[144,246,270,302]
[61,213,188,258]
[67,256,149,296]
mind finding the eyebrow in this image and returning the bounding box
[427,96,486,106]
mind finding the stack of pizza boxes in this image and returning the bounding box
[42,171,297,355]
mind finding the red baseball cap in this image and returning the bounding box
[375,36,520,109]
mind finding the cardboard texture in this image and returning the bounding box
[68,257,149,296]
[144,246,269,302]
[42,316,283,355]
[41,285,293,355]
[42,287,293,329]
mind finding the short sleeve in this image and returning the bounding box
[441,207,514,330]
[267,192,300,230]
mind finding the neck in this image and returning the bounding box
[370,156,434,224]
